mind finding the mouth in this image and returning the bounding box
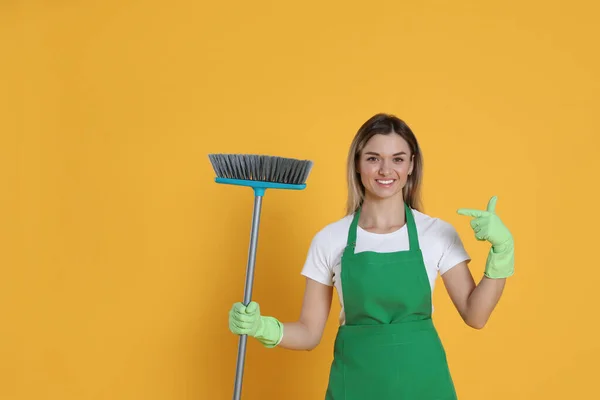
[375,179,396,188]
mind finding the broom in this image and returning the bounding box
[208,153,313,400]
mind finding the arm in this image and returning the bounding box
[449,195,514,329]
[229,226,335,350]
[279,277,333,350]
[442,262,505,329]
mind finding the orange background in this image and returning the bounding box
[2,1,599,399]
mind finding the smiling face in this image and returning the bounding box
[356,133,414,202]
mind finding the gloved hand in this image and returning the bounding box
[457,196,514,279]
[228,301,283,348]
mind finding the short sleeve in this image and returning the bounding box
[438,223,471,275]
[300,228,334,286]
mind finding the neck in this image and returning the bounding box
[359,193,406,233]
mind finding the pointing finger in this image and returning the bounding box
[457,208,489,218]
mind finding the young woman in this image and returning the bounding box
[228,113,515,399]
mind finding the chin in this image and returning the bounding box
[368,188,403,200]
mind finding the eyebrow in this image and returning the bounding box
[364,151,407,156]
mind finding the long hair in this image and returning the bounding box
[346,113,424,215]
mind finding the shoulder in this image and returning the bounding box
[310,214,354,245]
[411,209,470,273]
[301,214,353,281]
[411,208,460,240]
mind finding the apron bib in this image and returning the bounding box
[325,203,458,400]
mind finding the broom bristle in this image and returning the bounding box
[208,154,313,185]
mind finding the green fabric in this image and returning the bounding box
[457,196,514,279]
[228,301,283,348]
[325,203,457,399]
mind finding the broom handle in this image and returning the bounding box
[233,193,263,400]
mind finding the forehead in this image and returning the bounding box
[362,134,410,152]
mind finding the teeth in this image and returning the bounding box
[377,180,394,184]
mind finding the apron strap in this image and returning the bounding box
[345,207,361,251]
[404,202,420,251]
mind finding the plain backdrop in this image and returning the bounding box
[2,1,599,399]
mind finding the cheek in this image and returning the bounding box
[357,167,372,186]
[395,165,411,177]
[358,163,376,176]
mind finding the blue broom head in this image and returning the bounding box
[208,154,313,195]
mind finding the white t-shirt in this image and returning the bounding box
[300,208,471,325]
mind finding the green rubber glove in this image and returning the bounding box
[457,196,514,279]
[228,301,283,348]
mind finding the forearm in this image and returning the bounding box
[229,279,331,351]
[465,276,506,329]
[278,321,321,351]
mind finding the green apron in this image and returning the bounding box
[325,203,458,400]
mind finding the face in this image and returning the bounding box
[356,133,414,201]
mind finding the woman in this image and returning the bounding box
[228,113,514,399]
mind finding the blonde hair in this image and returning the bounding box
[346,113,424,215]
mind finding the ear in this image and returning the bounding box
[408,154,414,175]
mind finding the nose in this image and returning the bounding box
[379,160,392,175]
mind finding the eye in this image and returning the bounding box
[366,156,378,162]
[394,157,404,163]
